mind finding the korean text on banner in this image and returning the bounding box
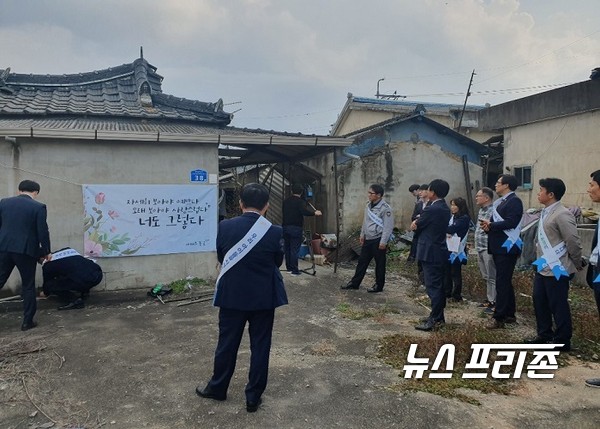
[82,184,217,257]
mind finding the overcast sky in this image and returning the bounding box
[1,0,599,134]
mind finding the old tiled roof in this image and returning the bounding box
[0,57,232,126]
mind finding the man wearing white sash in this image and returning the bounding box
[526,178,583,351]
[197,183,287,413]
[342,184,394,293]
[585,169,600,388]
[480,174,523,329]
[42,247,103,310]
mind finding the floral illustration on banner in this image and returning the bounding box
[83,190,147,257]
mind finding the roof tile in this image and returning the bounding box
[0,57,231,126]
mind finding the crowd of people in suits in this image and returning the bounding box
[336,172,600,389]
[3,170,599,414]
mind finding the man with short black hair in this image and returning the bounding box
[282,184,322,276]
[408,184,420,201]
[0,180,51,331]
[42,247,103,310]
[196,183,287,412]
[480,174,524,329]
[525,178,583,351]
[411,179,451,331]
[408,184,431,266]
[585,169,600,388]
[342,184,394,293]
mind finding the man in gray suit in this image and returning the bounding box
[0,180,51,331]
[526,178,583,351]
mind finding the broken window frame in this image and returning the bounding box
[513,165,533,190]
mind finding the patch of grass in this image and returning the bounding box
[166,277,209,294]
[384,257,600,403]
[336,302,399,321]
[378,322,530,404]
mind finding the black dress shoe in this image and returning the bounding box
[196,386,226,401]
[341,283,359,290]
[553,342,571,352]
[21,321,37,332]
[505,316,517,324]
[57,298,85,311]
[524,336,551,344]
[246,397,262,413]
[415,320,444,331]
[367,286,383,293]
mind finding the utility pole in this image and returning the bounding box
[457,69,476,133]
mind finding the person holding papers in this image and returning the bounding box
[444,197,471,303]
[196,183,287,413]
[479,174,524,329]
[526,178,583,351]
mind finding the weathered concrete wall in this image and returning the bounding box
[504,110,600,209]
[0,137,219,293]
[335,140,482,235]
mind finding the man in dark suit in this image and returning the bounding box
[408,184,429,265]
[282,184,322,276]
[410,179,451,331]
[42,247,103,310]
[196,183,287,412]
[480,174,524,329]
[585,169,600,388]
[0,180,51,331]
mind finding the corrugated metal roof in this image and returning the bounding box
[352,96,486,111]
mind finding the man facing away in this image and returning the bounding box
[282,184,322,276]
[341,184,394,293]
[526,178,583,351]
[411,179,451,331]
[42,247,103,310]
[474,187,496,311]
[480,174,524,329]
[0,180,51,331]
[585,169,600,388]
[196,183,287,412]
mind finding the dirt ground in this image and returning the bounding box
[1,260,599,429]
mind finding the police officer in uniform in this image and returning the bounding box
[342,184,394,293]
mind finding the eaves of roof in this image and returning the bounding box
[0,117,350,147]
[330,93,486,136]
[343,113,488,154]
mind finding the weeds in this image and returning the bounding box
[336,302,399,321]
[166,277,209,294]
[378,253,600,403]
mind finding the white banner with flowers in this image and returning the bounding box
[82,184,218,257]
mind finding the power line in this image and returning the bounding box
[403,82,574,98]
[240,108,340,120]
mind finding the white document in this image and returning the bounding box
[446,234,461,253]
